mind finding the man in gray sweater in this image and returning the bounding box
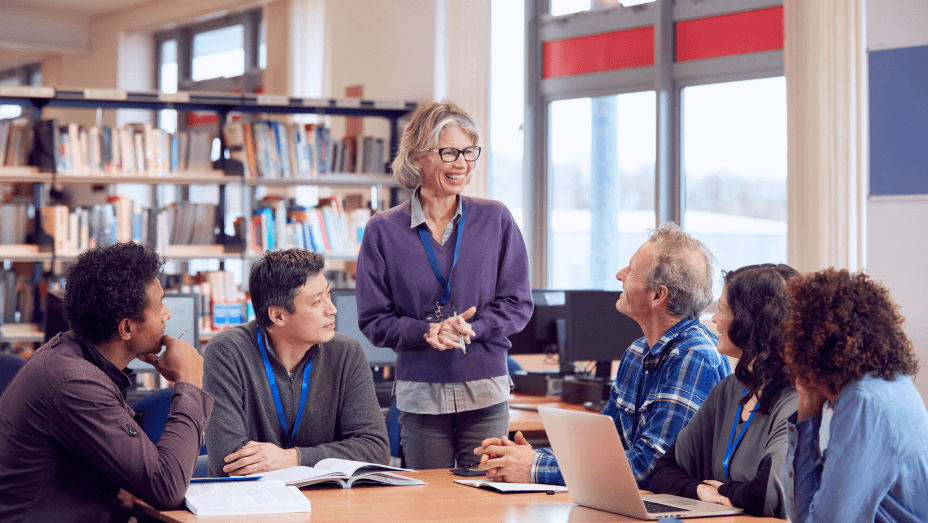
[204,249,389,477]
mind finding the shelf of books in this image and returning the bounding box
[0,87,412,262]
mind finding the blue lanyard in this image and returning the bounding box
[723,388,756,482]
[417,201,466,307]
[256,327,312,449]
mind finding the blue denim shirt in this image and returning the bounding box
[531,317,731,488]
[785,375,928,522]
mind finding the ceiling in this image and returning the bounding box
[2,0,154,17]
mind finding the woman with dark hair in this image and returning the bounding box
[650,264,798,518]
[783,269,928,523]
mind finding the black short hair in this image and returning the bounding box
[64,242,164,345]
[723,263,797,413]
[249,249,326,328]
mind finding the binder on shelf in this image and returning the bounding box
[32,119,61,173]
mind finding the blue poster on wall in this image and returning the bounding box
[870,44,928,196]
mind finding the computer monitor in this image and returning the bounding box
[332,289,396,368]
[162,293,200,352]
[507,289,567,355]
[562,290,644,379]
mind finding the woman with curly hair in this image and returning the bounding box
[783,268,928,523]
[650,264,798,518]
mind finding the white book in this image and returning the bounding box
[453,478,569,493]
[184,479,311,517]
[248,459,425,489]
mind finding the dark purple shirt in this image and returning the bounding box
[355,196,533,383]
[0,331,213,523]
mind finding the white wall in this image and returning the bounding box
[866,0,928,405]
[326,0,438,141]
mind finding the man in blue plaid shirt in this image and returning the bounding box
[475,222,731,489]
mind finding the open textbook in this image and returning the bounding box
[250,458,426,488]
[184,479,311,517]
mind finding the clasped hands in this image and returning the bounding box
[696,480,732,506]
[222,441,299,476]
[423,306,476,351]
[472,430,535,483]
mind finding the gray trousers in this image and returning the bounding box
[398,401,510,469]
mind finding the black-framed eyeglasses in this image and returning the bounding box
[426,146,481,163]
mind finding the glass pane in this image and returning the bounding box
[0,75,23,119]
[550,0,591,17]
[191,24,245,81]
[548,91,657,289]
[489,0,525,230]
[259,19,267,69]
[682,77,787,298]
[159,39,178,133]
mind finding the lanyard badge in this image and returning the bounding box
[256,326,312,449]
[723,388,757,482]
[418,201,467,320]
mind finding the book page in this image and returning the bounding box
[453,479,568,493]
[346,471,426,488]
[251,466,344,483]
[314,458,413,477]
[187,479,285,497]
[185,485,311,516]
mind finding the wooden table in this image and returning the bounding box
[508,400,589,433]
[133,469,785,523]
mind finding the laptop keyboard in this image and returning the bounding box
[644,500,691,514]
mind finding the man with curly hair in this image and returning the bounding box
[0,242,213,523]
[476,222,731,488]
[783,268,928,522]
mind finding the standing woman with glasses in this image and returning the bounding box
[650,264,799,518]
[355,101,532,469]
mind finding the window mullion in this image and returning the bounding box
[655,0,680,228]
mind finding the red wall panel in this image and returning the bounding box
[544,26,654,78]
[675,6,784,62]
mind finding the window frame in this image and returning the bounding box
[524,0,784,287]
[154,8,263,127]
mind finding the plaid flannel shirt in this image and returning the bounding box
[531,317,730,488]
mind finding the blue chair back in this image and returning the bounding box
[0,352,26,397]
[386,400,402,460]
[506,355,523,375]
[133,387,207,455]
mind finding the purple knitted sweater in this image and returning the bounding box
[355,196,533,383]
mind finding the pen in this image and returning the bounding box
[452,305,466,354]
[177,329,188,341]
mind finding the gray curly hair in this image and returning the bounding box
[646,222,716,319]
[390,101,480,190]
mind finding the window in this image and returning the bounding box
[159,39,178,133]
[192,24,246,82]
[682,77,787,296]
[0,63,41,119]
[525,1,785,289]
[548,92,656,289]
[154,8,263,120]
[550,0,591,17]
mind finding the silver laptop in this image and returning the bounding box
[538,406,744,520]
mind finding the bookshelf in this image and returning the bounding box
[0,86,413,332]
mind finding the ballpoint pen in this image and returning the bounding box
[452,304,466,354]
[177,329,187,341]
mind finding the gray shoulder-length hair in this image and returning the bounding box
[646,222,717,319]
[391,101,480,190]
